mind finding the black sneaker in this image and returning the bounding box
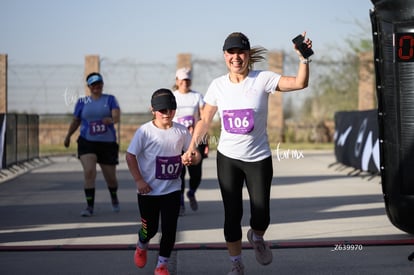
[186,191,198,211]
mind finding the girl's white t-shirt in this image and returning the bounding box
[127,121,192,195]
[204,70,281,162]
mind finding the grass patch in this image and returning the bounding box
[40,144,77,157]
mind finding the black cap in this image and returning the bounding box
[151,89,177,111]
[222,32,250,51]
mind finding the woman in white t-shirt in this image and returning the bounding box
[184,32,313,274]
[126,88,201,275]
[172,67,207,216]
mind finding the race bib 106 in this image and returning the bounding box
[222,108,254,134]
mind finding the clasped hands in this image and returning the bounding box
[182,149,201,166]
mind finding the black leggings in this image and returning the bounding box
[137,191,181,257]
[180,144,206,194]
[217,151,273,243]
[180,159,203,193]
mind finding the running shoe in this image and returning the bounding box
[112,198,120,213]
[134,247,147,268]
[179,205,185,216]
[80,207,93,217]
[227,260,244,275]
[247,229,273,265]
[186,191,198,211]
[154,263,170,275]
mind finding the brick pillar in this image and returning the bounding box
[84,55,100,96]
[267,51,284,143]
[0,54,7,113]
[176,53,192,70]
[358,51,375,110]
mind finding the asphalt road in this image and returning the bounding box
[1,150,414,274]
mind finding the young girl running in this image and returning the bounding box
[125,88,201,275]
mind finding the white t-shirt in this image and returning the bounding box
[127,121,192,195]
[172,90,204,128]
[204,70,281,162]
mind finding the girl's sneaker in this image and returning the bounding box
[154,263,169,275]
[134,247,147,268]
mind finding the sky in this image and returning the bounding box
[1,0,375,65]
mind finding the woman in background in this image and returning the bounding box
[64,72,121,217]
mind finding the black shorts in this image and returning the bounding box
[77,136,119,165]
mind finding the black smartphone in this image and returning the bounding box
[292,34,314,58]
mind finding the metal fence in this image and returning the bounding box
[1,113,39,169]
[6,52,313,115]
[1,51,333,169]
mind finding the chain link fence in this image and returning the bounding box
[7,51,321,114]
[5,52,335,155]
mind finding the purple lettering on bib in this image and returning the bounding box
[155,155,182,179]
[177,115,195,128]
[222,108,254,134]
[89,120,107,135]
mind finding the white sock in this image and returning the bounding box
[230,254,242,263]
[157,256,169,267]
[137,240,148,250]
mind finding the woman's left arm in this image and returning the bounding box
[277,62,309,92]
[277,33,312,92]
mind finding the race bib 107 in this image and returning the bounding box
[155,155,182,180]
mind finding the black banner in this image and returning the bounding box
[334,109,380,174]
[370,0,414,234]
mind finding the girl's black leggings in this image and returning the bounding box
[137,190,181,257]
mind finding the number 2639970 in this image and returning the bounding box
[331,244,363,251]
